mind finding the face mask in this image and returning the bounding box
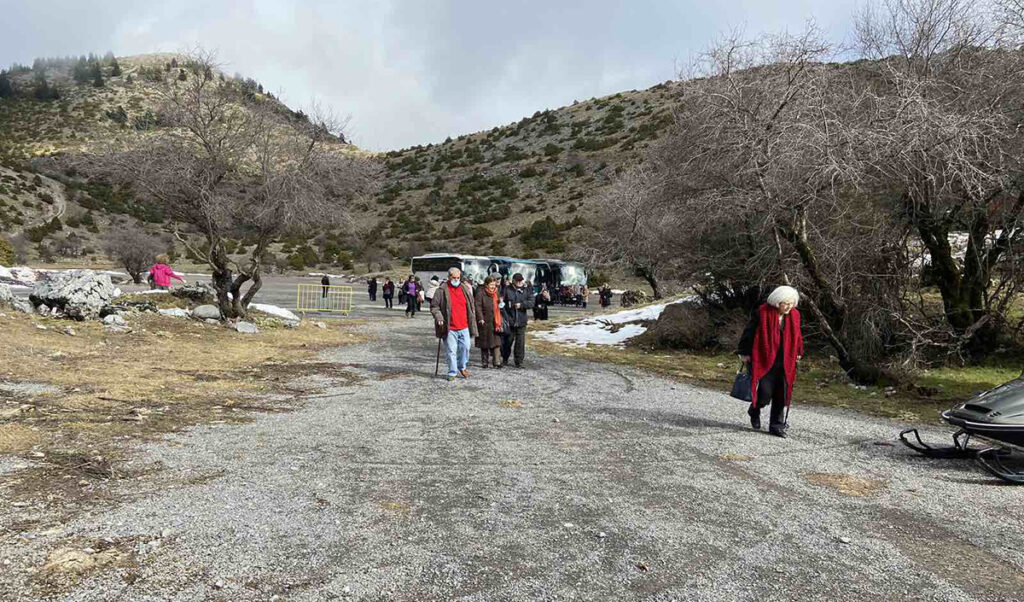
[450,279,461,287]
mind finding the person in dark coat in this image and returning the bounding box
[368,277,378,301]
[474,276,503,368]
[382,279,394,309]
[401,275,419,317]
[737,285,804,438]
[500,273,535,369]
[321,274,330,298]
[599,284,613,308]
[533,286,551,321]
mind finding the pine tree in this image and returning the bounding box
[91,62,104,87]
[178,69,187,81]
[0,71,12,99]
[110,58,121,77]
[73,56,90,84]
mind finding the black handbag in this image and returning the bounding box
[730,362,753,402]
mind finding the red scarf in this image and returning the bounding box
[750,303,803,407]
[486,286,502,331]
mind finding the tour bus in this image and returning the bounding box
[543,259,588,288]
[410,254,499,287]
[488,257,551,293]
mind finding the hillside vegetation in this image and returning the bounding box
[0,51,679,270]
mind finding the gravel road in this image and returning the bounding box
[4,314,1024,601]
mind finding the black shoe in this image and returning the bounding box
[515,364,524,369]
[769,426,787,438]
[748,407,761,430]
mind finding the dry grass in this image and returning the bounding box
[530,329,1020,423]
[803,472,887,497]
[0,311,366,460]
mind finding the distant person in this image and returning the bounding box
[500,273,534,369]
[581,284,590,309]
[415,276,424,311]
[382,278,395,309]
[474,276,503,368]
[737,286,804,438]
[430,267,478,381]
[368,277,378,302]
[148,254,185,290]
[402,275,419,317]
[321,274,330,298]
[425,275,440,305]
[599,284,613,308]
[533,286,551,321]
[398,277,407,305]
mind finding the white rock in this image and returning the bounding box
[29,270,118,319]
[102,314,126,326]
[598,531,607,538]
[158,308,191,318]
[235,321,259,334]
[193,305,221,320]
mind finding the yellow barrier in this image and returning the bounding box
[296,284,354,315]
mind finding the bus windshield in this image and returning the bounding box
[460,259,491,284]
[559,264,587,286]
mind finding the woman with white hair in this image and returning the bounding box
[737,286,804,438]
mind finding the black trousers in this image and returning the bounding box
[405,296,417,316]
[750,366,788,428]
[369,291,377,301]
[383,295,393,308]
[501,326,527,366]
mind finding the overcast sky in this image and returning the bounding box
[1,0,861,151]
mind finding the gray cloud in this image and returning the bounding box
[2,0,860,150]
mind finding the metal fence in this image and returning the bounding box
[296,284,354,315]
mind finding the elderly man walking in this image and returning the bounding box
[500,273,534,369]
[430,267,479,381]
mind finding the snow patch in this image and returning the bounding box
[249,303,301,322]
[536,298,690,347]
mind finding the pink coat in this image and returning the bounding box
[149,264,184,287]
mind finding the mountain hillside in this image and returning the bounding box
[369,83,679,259]
[0,52,680,270]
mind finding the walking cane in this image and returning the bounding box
[434,332,442,377]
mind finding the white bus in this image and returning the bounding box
[409,254,499,287]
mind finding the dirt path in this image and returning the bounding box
[3,315,1023,601]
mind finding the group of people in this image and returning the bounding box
[429,268,538,380]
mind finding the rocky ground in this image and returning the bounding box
[2,313,1024,601]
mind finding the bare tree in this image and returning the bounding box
[105,226,164,284]
[581,164,679,299]
[89,49,377,318]
[644,25,907,382]
[855,0,1024,354]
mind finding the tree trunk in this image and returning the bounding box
[635,266,661,299]
[778,215,883,384]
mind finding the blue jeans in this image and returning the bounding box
[445,328,471,376]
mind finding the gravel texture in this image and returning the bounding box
[3,316,1024,601]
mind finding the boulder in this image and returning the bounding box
[234,321,259,334]
[0,283,11,305]
[102,314,126,326]
[29,270,118,321]
[193,305,222,320]
[635,302,748,351]
[620,290,649,308]
[171,282,215,303]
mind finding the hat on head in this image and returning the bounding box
[513,273,524,282]
[431,276,439,281]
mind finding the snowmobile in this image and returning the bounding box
[900,374,1024,484]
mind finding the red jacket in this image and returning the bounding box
[749,304,803,406]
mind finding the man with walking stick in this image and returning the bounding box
[430,267,478,381]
